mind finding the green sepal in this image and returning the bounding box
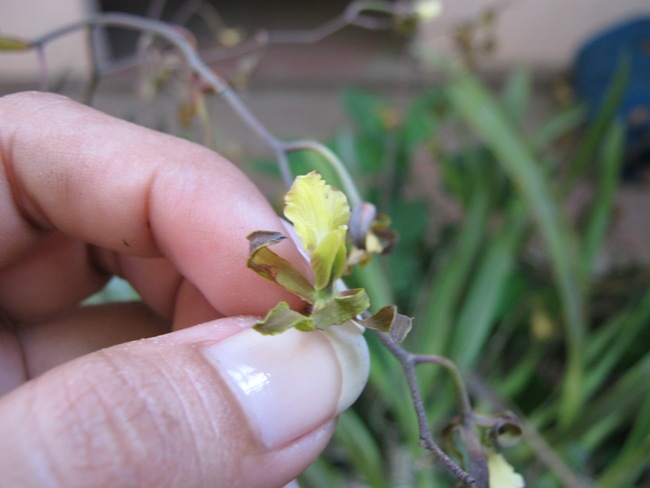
[0,37,30,51]
[311,227,347,291]
[357,305,413,343]
[253,302,315,335]
[311,288,370,329]
[247,231,316,303]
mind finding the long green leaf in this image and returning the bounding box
[415,181,490,359]
[585,287,650,398]
[450,202,526,366]
[531,106,585,151]
[333,410,390,488]
[299,456,348,488]
[501,67,531,125]
[446,66,586,425]
[581,120,624,277]
[596,441,650,488]
[567,57,629,186]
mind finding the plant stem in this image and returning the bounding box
[375,330,485,487]
[283,140,363,207]
[29,13,291,183]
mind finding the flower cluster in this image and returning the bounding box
[247,172,411,341]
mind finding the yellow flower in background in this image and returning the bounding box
[414,0,443,22]
[487,452,525,488]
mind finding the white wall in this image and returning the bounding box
[2,0,650,83]
[416,0,650,71]
[0,0,91,82]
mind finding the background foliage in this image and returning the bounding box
[290,64,650,487]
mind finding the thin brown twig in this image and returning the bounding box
[27,13,293,185]
[466,372,591,488]
[375,331,486,487]
[202,0,403,64]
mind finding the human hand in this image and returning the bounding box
[0,92,369,488]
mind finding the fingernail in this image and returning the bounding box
[203,322,369,449]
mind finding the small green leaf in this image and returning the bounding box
[0,36,30,51]
[284,172,350,253]
[357,305,413,343]
[247,231,316,303]
[311,289,370,329]
[253,302,314,335]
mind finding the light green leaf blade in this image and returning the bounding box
[311,289,370,329]
[311,228,347,291]
[253,302,314,335]
[446,66,586,425]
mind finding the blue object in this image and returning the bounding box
[574,18,650,179]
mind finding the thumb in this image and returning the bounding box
[0,318,369,488]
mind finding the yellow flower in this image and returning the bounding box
[284,172,350,291]
[487,452,525,488]
[414,0,443,22]
[247,172,411,341]
[284,172,350,252]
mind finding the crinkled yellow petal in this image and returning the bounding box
[284,172,350,253]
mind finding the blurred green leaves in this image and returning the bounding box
[296,63,647,487]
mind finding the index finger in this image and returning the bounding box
[0,91,308,317]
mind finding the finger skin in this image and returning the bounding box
[17,302,170,378]
[0,91,309,322]
[0,319,336,488]
[0,92,363,487]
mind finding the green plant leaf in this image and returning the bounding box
[342,89,392,137]
[567,56,629,186]
[311,227,347,290]
[446,66,586,425]
[311,288,370,329]
[501,67,531,125]
[246,231,316,303]
[253,301,314,335]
